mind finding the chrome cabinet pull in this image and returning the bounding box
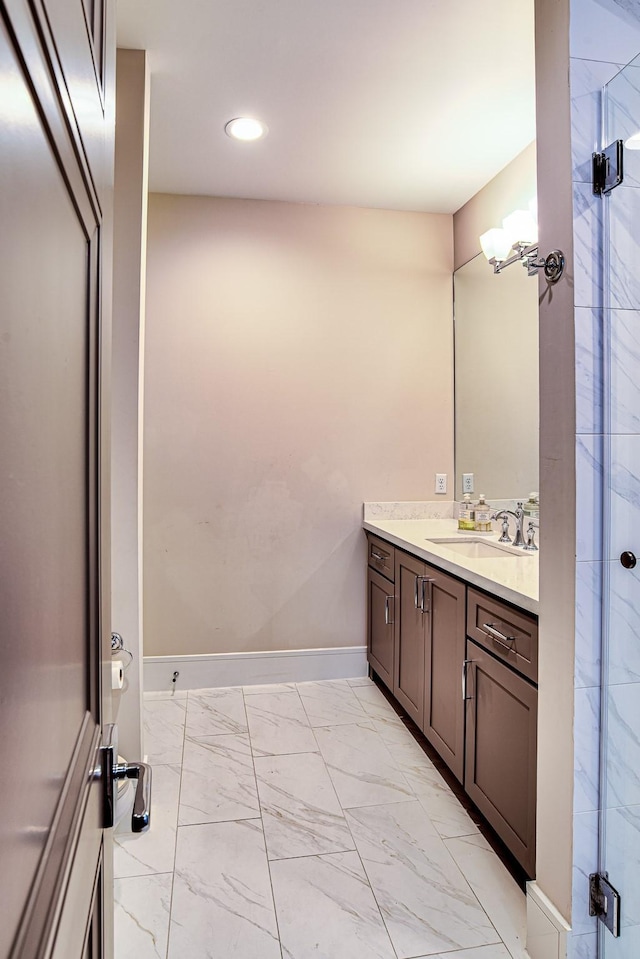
[482,623,516,651]
[462,659,472,701]
[371,550,387,564]
[384,595,394,626]
[419,576,435,613]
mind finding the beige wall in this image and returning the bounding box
[453,141,537,270]
[144,195,453,656]
[111,49,149,758]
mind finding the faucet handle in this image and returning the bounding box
[523,521,539,551]
[492,512,512,543]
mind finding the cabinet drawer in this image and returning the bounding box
[367,534,395,582]
[467,589,538,684]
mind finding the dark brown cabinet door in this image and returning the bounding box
[423,568,466,783]
[465,640,537,877]
[394,552,426,727]
[367,568,395,690]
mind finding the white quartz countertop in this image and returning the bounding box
[363,517,539,614]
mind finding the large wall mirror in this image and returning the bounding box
[454,252,539,501]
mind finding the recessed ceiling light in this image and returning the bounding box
[224,117,268,141]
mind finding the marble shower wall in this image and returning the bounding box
[568,3,640,958]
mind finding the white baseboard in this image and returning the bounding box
[526,882,571,959]
[144,645,368,692]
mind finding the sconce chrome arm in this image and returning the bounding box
[489,243,565,284]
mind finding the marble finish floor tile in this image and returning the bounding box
[445,833,527,959]
[270,850,396,959]
[347,801,500,958]
[243,682,297,695]
[144,699,186,765]
[245,689,317,756]
[346,675,374,687]
[297,679,368,726]
[371,713,416,746]
[135,679,525,959]
[394,741,479,839]
[314,721,414,808]
[422,947,512,959]
[351,682,401,721]
[186,687,247,737]
[178,734,259,825]
[144,689,188,702]
[115,763,181,878]
[255,751,354,860]
[114,873,172,959]
[168,819,280,959]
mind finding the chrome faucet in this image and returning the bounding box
[492,502,526,548]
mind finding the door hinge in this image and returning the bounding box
[589,872,621,937]
[593,140,624,196]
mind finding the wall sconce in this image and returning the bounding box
[479,201,565,283]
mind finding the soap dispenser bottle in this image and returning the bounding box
[523,492,539,520]
[474,494,492,533]
[458,494,475,532]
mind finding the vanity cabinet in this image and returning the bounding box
[365,531,538,877]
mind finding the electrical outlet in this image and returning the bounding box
[462,473,474,493]
[435,473,447,494]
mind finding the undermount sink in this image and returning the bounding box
[425,537,531,559]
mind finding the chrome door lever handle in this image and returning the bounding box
[114,761,152,833]
[99,724,152,833]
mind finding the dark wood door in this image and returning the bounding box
[464,640,537,877]
[423,566,466,783]
[1,0,115,956]
[394,552,426,727]
[367,567,395,690]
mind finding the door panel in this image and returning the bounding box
[394,552,425,727]
[367,567,395,690]
[464,640,537,877]
[0,0,114,955]
[424,568,466,782]
[600,53,640,956]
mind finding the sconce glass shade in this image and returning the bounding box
[479,227,514,262]
[626,131,640,150]
[502,209,538,248]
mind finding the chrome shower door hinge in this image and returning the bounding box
[593,140,624,196]
[589,872,621,937]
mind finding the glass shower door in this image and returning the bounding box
[599,50,640,959]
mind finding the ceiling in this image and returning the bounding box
[116,0,536,214]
